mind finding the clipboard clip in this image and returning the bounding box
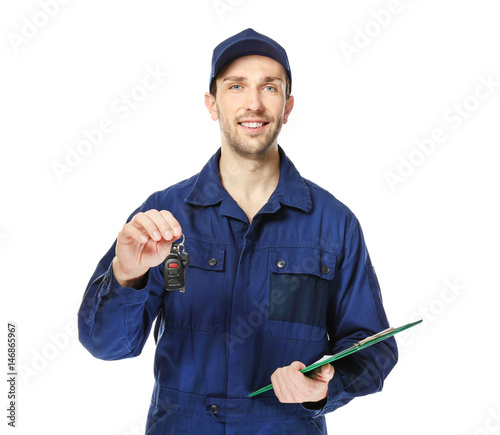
[353,327,395,348]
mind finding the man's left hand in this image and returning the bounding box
[271,361,334,404]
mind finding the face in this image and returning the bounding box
[205,55,294,161]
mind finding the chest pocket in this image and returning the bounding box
[162,238,225,334]
[267,247,336,341]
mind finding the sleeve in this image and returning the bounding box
[302,214,399,415]
[77,194,165,360]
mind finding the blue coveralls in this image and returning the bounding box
[78,145,398,434]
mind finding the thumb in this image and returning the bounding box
[157,238,174,256]
[290,361,307,371]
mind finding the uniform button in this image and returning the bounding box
[321,265,330,274]
[210,404,219,414]
[104,276,110,286]
[277,260,286,269]
[208,258,217,267]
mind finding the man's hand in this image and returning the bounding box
[271,361,334,404]
[112,209,182,288]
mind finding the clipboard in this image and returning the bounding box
[248,319,422,398]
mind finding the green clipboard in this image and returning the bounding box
[248,319,422,398]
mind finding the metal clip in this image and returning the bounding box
[354,327,395,347]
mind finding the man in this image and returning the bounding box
[78,28,398,434]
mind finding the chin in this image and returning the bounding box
[230,141,276,160]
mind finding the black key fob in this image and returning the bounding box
[164,242,190,292]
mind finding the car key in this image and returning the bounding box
[163,234,190,292]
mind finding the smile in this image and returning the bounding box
[238,121,269,129]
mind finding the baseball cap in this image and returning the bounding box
[209,28,292,93]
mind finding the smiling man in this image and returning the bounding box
[78,28,398,434]
[209,55,291,156]
[205,53,294,224]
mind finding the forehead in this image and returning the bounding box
[218,55,287,80]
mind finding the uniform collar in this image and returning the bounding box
[184,145,312,214]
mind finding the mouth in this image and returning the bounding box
[238,121,270,132]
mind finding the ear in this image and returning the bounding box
[283,95,294,124]
[205,92,218,121]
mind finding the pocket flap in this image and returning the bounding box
[269,247,336,280]
[184,237,225,271]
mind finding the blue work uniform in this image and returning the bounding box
[78,145,398,434]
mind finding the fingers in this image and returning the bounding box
[308,362,334,380]
[121,209,182,244]
[120,219,150,244]
[146,210,182,241]
[315,364,335,383]
[271,361,332,404]
[271,361,306,403]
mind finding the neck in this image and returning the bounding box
[219,144,280,220]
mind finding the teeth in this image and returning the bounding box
[240,122,265,128]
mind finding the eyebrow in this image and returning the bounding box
[222,75,284,83]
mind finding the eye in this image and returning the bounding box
[230,84,243,90]
[264,85,277,92]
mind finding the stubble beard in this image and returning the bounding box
[217,104,283,162]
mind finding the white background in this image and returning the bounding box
[1,1,500,434]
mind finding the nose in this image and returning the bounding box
[244,86,264,112]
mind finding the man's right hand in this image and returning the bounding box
[112,209,182,288]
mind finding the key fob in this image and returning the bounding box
[164,243,190,292]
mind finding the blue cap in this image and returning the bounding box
[209,28,291,93]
